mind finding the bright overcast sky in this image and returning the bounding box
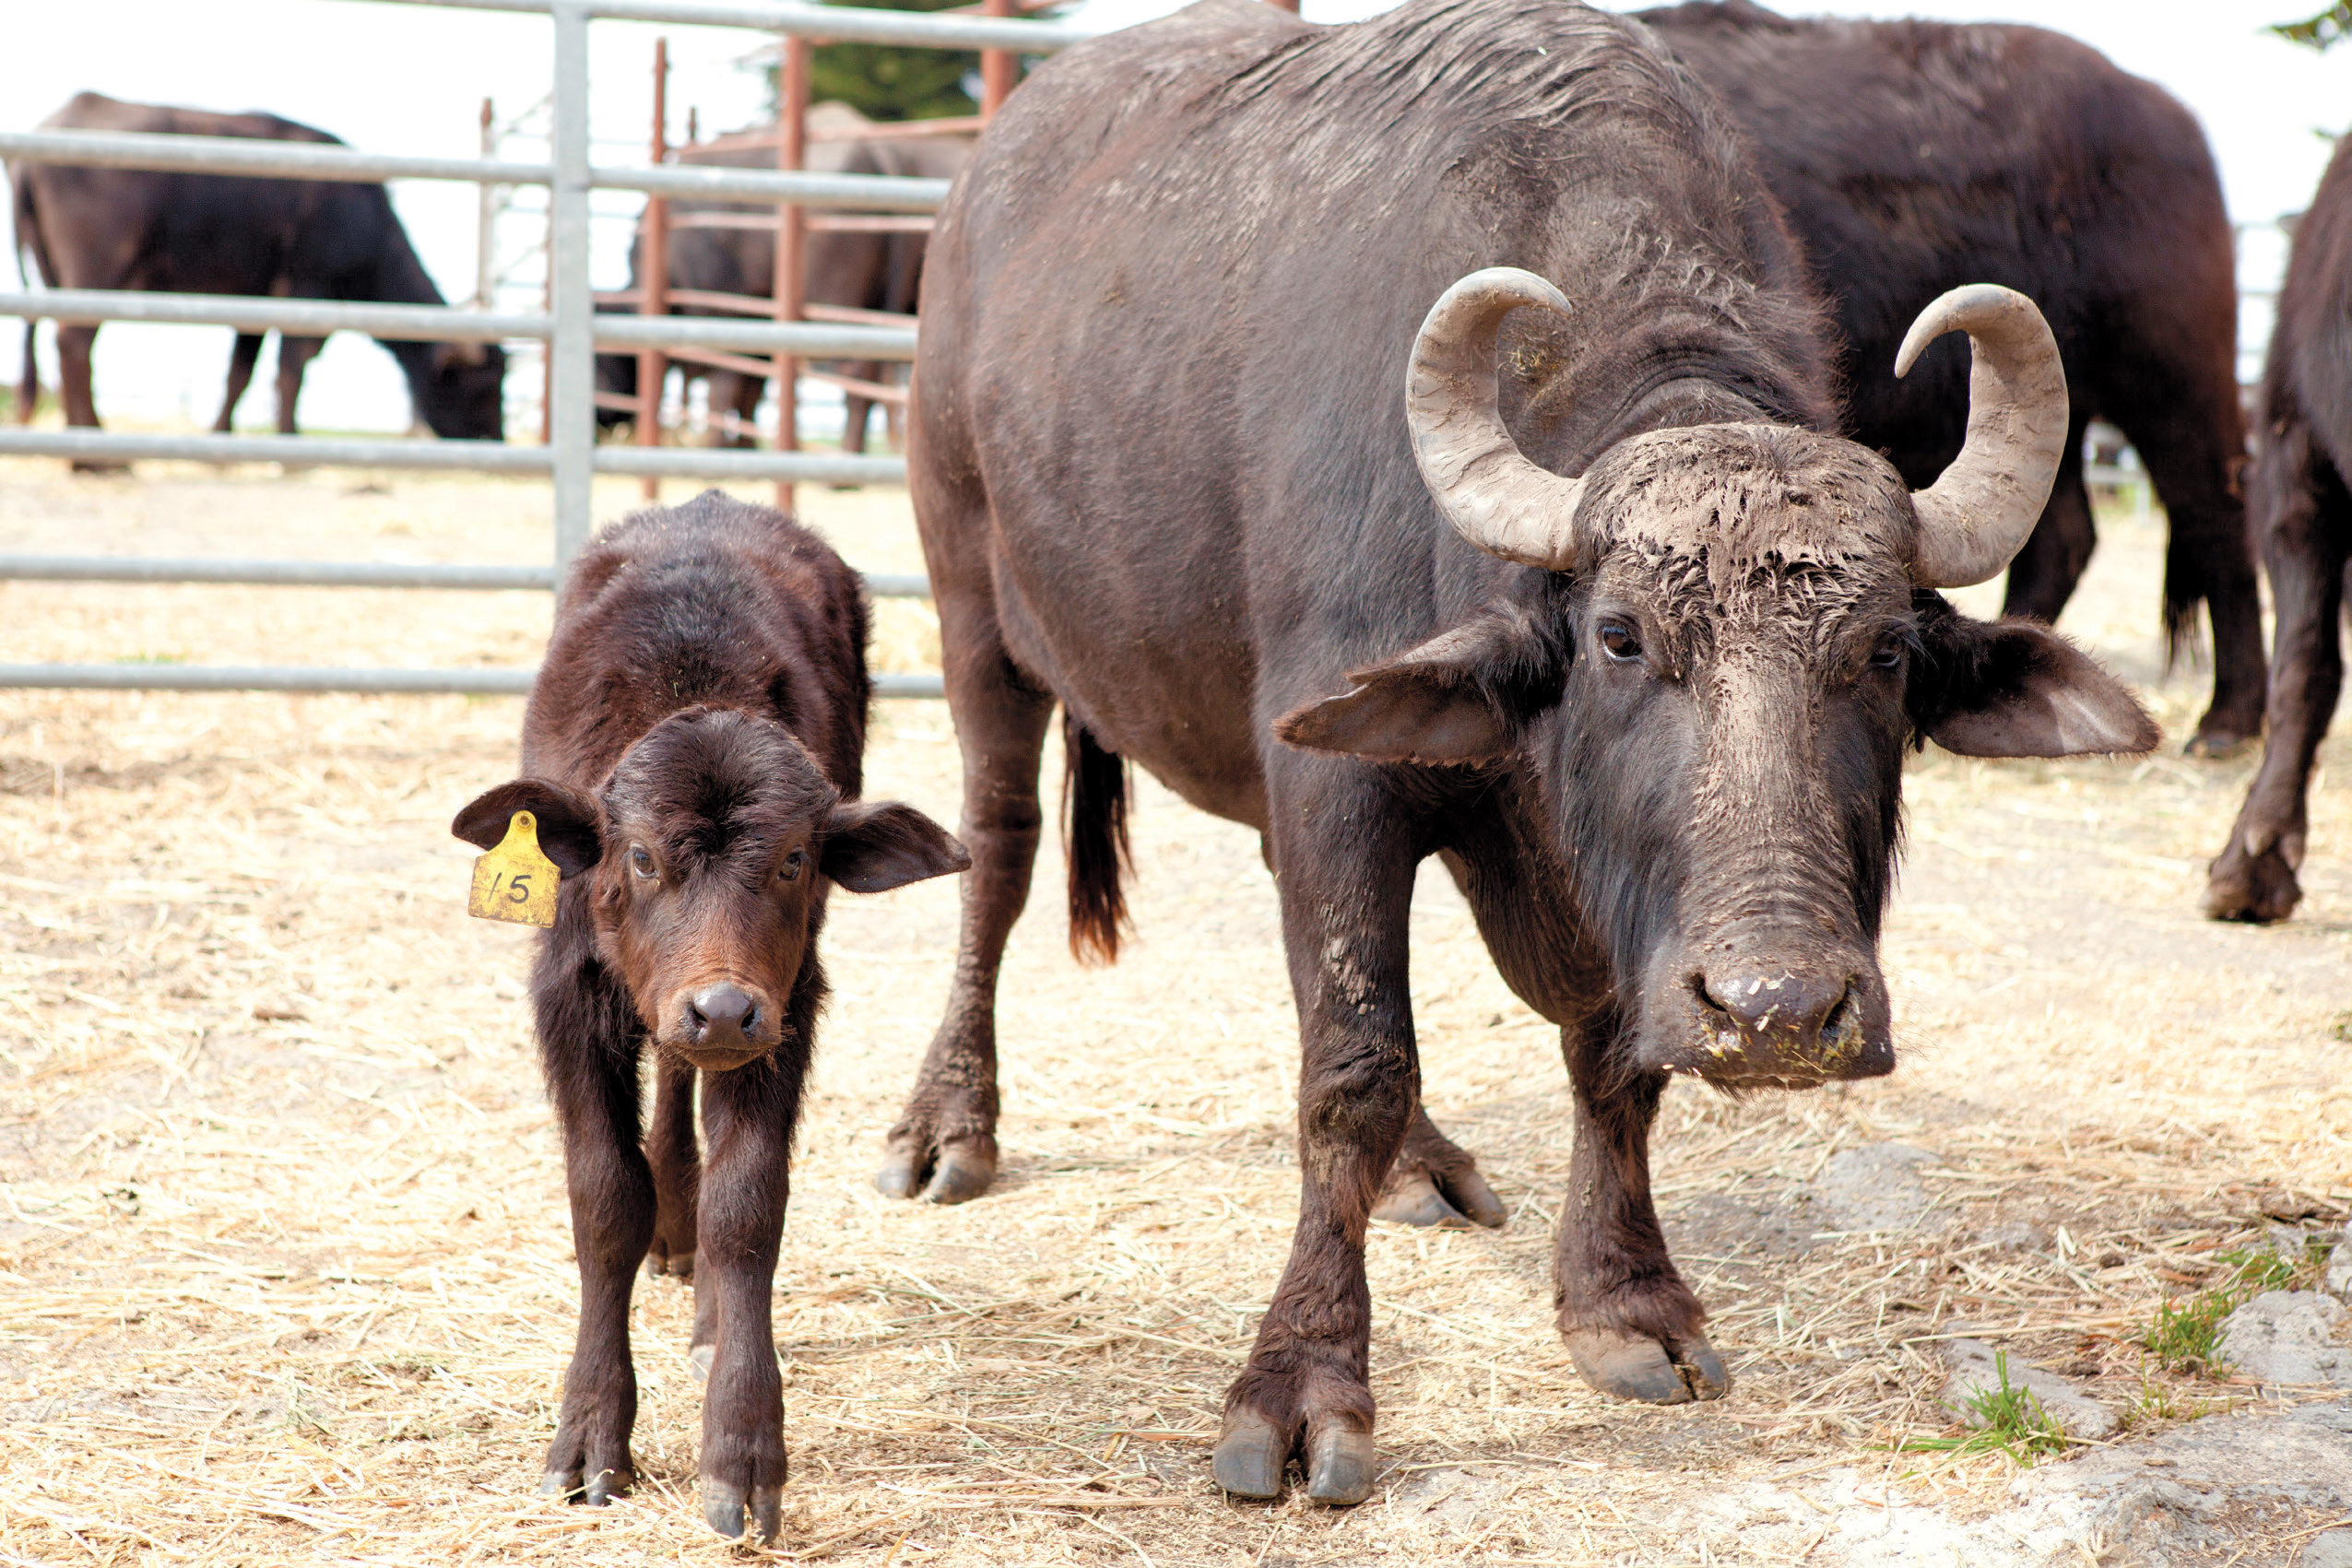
[2,0,2345,431]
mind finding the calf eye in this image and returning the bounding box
[1869,634,1906,671]
[778,850,806,883]
[628,846,656,878]
[1599,620,1643,663]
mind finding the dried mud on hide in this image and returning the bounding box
[4,464,2352,1565]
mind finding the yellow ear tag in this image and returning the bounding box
[467,809,561,927]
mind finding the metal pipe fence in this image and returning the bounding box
[1,0,1085,695]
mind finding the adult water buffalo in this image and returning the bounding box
[2206,136,2352,922]
[886,0,2154,1502]
[594,109,969,454]
[1640,1,2263,754]
[11,93,506,444]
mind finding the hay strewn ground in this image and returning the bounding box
[3,463,2350,1565]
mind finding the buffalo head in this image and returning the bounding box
[455,707,967,1071]
[413,337,510,441]
[1279,269,2154,1091]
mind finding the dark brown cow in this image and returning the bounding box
[1640,1,2264,754]
[594,107,971,454]
[452,491,966,1542]
[11,92,506,444]
[2206,135,2352,921]
[886,0,2154,1502]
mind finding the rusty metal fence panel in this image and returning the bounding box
[0,0,1090,695]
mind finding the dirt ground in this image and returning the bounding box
[3,462,2350,1566]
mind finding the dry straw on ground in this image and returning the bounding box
[3,463,2350,1564]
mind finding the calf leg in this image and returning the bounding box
[1214,768,1419,1506]
[691,1052,801,1542]
[1554,1028,1726,1404]
[214,334,265,432]
[2208,419,2350,922]
[644,1057,701,1282]
[535,955,656,1506]
[275,336,325,435]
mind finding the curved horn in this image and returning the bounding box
[1406,266,1590,571]
[1895,285,2069,589]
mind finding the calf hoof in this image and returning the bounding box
[1211,1407,1287,1499]
[1305,1428,1377,1506]
[540,1461,632,1505]
[644,1247,693,1281]
[687,1342,715,1382]
[873,1137,998,1206]
[1371,1168,1506,1230]
[2205,843,2301,925]
[703,1479,783,1542]
[2184,727,2257,760]
[1565,1326,1730,1405]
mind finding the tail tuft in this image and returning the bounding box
[1063,712,1132,966]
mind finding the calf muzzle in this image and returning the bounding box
[664,979,782,1071]
[1645,952,1894,1089]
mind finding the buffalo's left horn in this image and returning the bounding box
[1896,284,2069,589]
[1406,266,1590,572]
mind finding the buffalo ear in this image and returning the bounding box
[821,799,970,893]
[452,779,606,875]
[1910,604,2158,758]
[1274,607,1564,765]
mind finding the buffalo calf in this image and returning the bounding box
[453,491,966,1540]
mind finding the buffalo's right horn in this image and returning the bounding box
[1896,285,2069,589]
[1406,267,1590,572]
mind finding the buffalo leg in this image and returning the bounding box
[1214,767,1419,1506]
[275,336,324,435]
[644,1057,701,1287]
[876,591,1054,1203]
[1554,1026,1726,1404]
[691,1053,799,1543]
[214,334,265,432]
[535,956,655,1506]
[1999,429,2095,625]
[2137,406,2271,752]
[14,321,35,424]
[56,324,126,473]
[2208,419,2349,922]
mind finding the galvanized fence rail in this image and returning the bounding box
[1,0,1091,696]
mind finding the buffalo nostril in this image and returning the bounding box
[1701,971,1850,1043]
[688,984,755,1042]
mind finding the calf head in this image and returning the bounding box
[1280,270,2155,1091]
[455,706,967,1071]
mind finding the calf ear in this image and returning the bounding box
[1910,605,2158,758]
[1274,606,1565,765]
[452,779,607,875]
[821,799,972,893]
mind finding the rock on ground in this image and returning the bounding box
[1811,1142,1947,1234]
[2219,1291,2352,1388]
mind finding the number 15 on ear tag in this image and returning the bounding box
[468,809,561,927]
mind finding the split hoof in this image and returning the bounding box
[687,1342,714,1382]
[874,1139,998,1205]
[1305,1427,1377,1505]
[1565,1326,1731,1405]
[644,1248,693,1281]
[1211,1407,1286,1499]
[540,1462,632,1505]
[2184,728,2257,760]
[702,1479,783,1541]
[1371,1167,1507,1230]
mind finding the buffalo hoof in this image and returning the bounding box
[2205,843,2301,924]
[687,1341,714,1382]
[702,1479,783,1542]
[1211,1406,1287,1499]
[873,1137,997,1206]
[1305,1427,1377,1506]
[1564,1326,1731,1405]
[1371,1167,1507,1230]
[2184,728,2257,760]
[644,1247,693,1281]
[540,1461,632,1505]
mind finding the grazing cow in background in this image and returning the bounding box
[452,492,967,1543]
[10,92,505,447]
[2207,134,2352,922]
[890,0,2154,1503]
[594,105,971,454]
[1640,0,2264,754]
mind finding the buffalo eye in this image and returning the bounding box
[778,849,806,883]
[1598,619,1643,664]
[1869,633,1907,672]
[628,845,657,879]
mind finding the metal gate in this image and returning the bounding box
[0,0,1093,696]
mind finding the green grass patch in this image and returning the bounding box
[2142,1239,2330,1374]
[1902,1350,2072,1464]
